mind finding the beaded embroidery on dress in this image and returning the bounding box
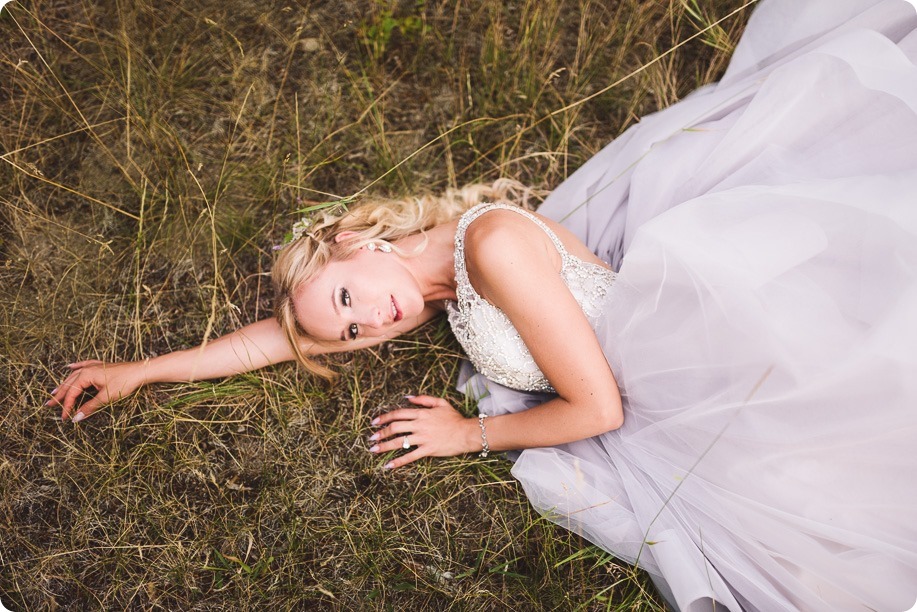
[446,203,616,392]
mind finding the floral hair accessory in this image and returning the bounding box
[272,217,313,251]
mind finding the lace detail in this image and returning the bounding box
[446,203,616,392]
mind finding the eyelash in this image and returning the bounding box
[341,288,358,340]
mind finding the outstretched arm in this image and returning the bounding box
[50,307,440,422]
[48,317,298,421]
[371,211,623,469]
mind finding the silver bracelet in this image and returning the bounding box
[478,414,489,458]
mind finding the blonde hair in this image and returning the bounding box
[272,178,541,379]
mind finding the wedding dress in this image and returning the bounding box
[450,0,917,610]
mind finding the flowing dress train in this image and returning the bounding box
[455,1,917,609]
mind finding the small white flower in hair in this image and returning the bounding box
[273,217,313,251]
[291,218,312,241]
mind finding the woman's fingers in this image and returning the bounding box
[371,407,421,427]
[60,378,93,419]
[58,368,106,419]
[47,364,99,410]
[67,360,103,370]
[383,448,426,471]
[46,379,70,408]
[370,418,413,442]
[370,397,452,426]
[404,395,450,408]
[48,361,144,423]
[369,434,418,455]
[70,392,108,422]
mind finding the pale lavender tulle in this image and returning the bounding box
[457,1,917,609]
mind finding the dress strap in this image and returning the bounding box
[456,202,570,261]
[452,201,573,308]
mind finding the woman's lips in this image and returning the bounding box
[391,296,402,322]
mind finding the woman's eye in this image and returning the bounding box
[349,323,359,340]
[341,288,351,307]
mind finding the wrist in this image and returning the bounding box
[464,416,483,455]
[139,354,162,385]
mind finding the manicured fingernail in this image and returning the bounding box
[369,445,379,453]
[51,387,59,394]
[404,394,415,399]
[44,400,51,407]
[72,412,85,423]
[371,417,380,426]
[368,433,379,442]
[383,462,394,470]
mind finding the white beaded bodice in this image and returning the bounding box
[446,203,616,392]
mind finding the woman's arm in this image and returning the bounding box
[50,307,440,422]
[49,317,297,421]
[370,211,623,468]
[460,215,625,444]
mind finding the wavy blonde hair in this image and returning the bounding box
[272,178,541,379]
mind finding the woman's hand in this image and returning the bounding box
[368,395,480,470]
[46,360,148,422]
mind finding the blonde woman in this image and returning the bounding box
[48,0,917,609]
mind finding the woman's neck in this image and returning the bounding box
[396,220,459,304]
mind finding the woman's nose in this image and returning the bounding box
[361,306,384,329]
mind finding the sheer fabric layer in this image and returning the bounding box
[457,1,917,610]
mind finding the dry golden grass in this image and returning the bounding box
[1,0,753,609]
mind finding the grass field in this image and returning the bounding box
[1,0,754,609]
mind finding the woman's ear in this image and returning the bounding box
[334,230,360,244]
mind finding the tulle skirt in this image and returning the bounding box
[458,1,917,609]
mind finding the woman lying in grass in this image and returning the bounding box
[53,179,621,466]
[48,0,917,609]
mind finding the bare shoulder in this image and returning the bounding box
[463,208,561,302]
[464,206,609,272]
[463,208,559,271]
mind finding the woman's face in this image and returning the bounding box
[293,247,424,343]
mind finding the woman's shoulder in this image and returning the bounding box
[463,205,552,246]
[463,206,563,280]
[462,204,612,274]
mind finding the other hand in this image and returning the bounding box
[368,395,478,470]
[46,360,147,422]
